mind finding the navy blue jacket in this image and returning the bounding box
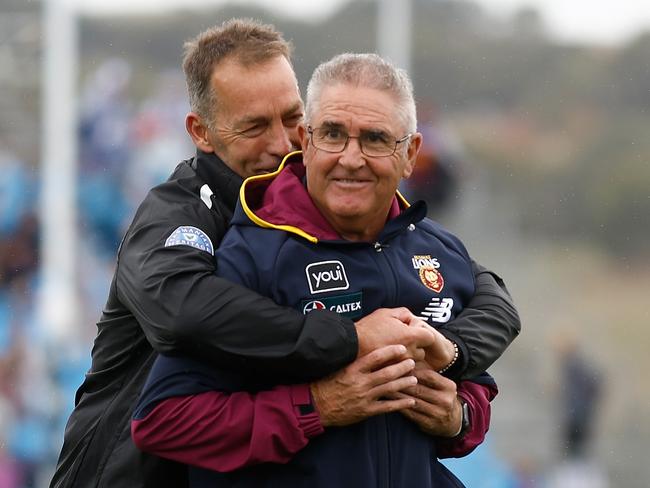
[135,154,497,487]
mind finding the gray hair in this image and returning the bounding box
[305,53,417,134]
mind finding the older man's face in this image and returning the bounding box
[300,83,420,240]
[206,55,304,178]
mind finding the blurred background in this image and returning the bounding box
[1,0,649,486]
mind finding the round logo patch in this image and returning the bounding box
[419,266,444,293]
[302,300,326,314]
[164,226,214,255]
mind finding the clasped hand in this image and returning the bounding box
[310,308,462,435]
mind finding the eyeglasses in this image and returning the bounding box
[307,126,411,157]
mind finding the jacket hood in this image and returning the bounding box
[236,151,411,242]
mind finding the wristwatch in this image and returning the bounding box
[455,397,471,438]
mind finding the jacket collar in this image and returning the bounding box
[192,149,243,212]
[236,151,426,243]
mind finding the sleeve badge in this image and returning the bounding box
[164,225,214,255]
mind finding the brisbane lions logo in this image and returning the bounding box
[419,266,444,293]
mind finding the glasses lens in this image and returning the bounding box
[360,131,394,157]
[313,127,347,152]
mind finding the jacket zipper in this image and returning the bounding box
[385,415,393,488]
[373,241,400,307]
[374,240,398,488]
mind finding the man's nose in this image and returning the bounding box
[267,123,294,156]
[338,136,365,169]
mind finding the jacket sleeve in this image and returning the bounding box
[436,374,498,459]
[115,191,357,383]
[438,260,520,380]
[132,385,323,472]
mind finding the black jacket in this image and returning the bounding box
[50,150,519,488]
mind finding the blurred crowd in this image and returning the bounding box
[0,147,41,488]
[0,58,191,487]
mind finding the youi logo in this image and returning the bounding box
[305,260,350,294]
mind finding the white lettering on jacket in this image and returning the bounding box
[305,260,350,294]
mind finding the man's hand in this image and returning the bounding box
[311,345,418,427]
[405,317,457,372]
[355,308,436,360]
[386,362,463,437]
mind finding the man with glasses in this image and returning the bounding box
[132,53,502,488]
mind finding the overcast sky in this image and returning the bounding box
[73,0,650,46]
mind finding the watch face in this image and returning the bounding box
[460,400,470,434]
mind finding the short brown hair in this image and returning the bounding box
[182,18,293,125]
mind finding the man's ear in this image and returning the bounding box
[402,132,423,179]
[186,112,214,153]
[297,123,309,153]
[297,123,311,169]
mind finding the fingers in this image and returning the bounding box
[354,308,436,360]
[368,357,416,383]
[385,307,417,324]
[398,382,444,407]
[386,390,436,415]
[313,346,420,426]
[408,347,426,362]
[385,390,410,401]
[413,367,456,391]
[367,397,416,417]
[356,345,421,401]
[388,366,456,406]
[399,371,455,407]
[421,330,456,371]
[384,391,442,422]
[408,326,436,349]
[402,315,429,328]
[357,345,411,373]
[370,374,418,400]
[357,307,415,326]
[386,390,459,436]
[400,406,446,435]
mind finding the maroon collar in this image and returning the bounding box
[244,153,403,241]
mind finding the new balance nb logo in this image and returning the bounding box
[419,298,454,323]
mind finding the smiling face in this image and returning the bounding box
[196,55,304,178]
[299,83,421,241]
